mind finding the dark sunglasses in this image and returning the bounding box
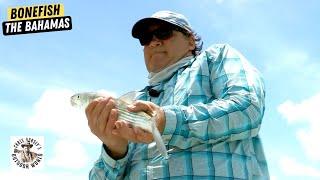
[138,26,174,46]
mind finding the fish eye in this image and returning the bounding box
[77,95,80,99]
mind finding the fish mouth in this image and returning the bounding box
[70,96,78,107]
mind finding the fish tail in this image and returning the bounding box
[151,116,168,159]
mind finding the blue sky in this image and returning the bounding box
[1,0,319,179]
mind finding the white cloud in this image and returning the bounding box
[0,169,87,180]
[47,139,89,169]
[229,0,250,7]
[296,128,320,163]
[0,103,30,125]
[278,92,320,161]
[266,51,320,80]
[27,88,116,144]
[270,175,278,180]
[212,0,251,6]
[0,66,22,81]
[266,51,308,72]
[0,66,41,89]
[279,156,320,178]
[215,0,225,4]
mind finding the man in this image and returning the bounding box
[14,142,38,163]
[88,10,269,179]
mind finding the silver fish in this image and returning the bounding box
[70,91,168,159]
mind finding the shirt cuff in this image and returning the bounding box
[100,144,129,169]
[162,106,178,140]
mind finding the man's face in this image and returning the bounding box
[23,146,30,152]
[143,24,195,73]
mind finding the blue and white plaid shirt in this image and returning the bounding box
[89,44,269,179]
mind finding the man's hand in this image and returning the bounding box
[112,100,166,144]
[85,97,128,159]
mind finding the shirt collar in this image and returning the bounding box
[148,55,194,86]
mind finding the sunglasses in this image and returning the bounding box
[138,26,174,46]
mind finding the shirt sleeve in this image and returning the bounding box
[89,144,131,180]
[161,44,266,150]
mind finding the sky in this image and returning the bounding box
[0,0,319,179]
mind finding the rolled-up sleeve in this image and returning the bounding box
[89,144,132,180]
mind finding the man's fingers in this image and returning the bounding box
[98,99,116,132]
[85,100,100,128]
[128,100,149,110]
[112,121,137,140]
[135,127,153,143]
[128,100,154,116]
[105,109,118,133]
[91,99,109,125]
[112,122,154,143]
[85,100,98,118]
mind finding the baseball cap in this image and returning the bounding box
[132,10,193,38]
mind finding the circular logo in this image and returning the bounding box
[11,136,44,169]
